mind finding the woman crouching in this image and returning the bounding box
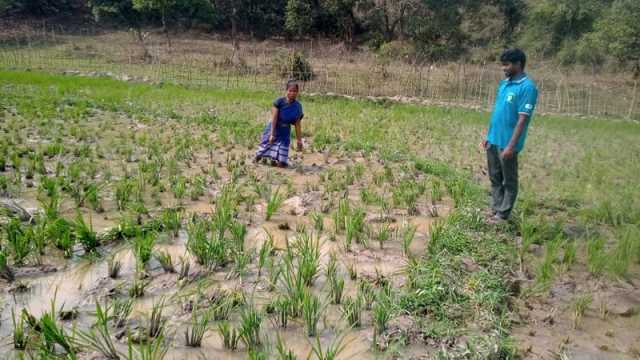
[255,80,304,167]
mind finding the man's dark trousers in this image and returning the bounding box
[486,144,518,219]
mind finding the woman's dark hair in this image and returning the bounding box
[286,80,299,90]
[500,48,527,69]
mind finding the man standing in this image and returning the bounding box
[482,49,538,223]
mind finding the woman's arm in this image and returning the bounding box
[294,118,303,151]
[269,107,279,144]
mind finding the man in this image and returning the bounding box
[482,48,538,223]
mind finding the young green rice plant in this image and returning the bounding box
[112,298,134,328]
[128,329,169,360]
[341,295,363,328]
[518,214,538,272]
[132,232,157,267]
[155,250,175,273]
[274,296,291,328]
[302,290,322,337]
[427,220,445,255]
[562,240,577,269]
[536,239,560,286]
[161,208,182,238]
[311,211,324,232]
[347,261,358,280]
[266,187,285,220]
[358,280,376,310]
[84,182,103,212]
[115,178,134,211]
[239,305,262,350]
[587,236,607,276]
[333,198,350,233]
[184,308,211,347]
[12,309,27,350]
[129,275,149,298]
[108,256,122,279]
[1,250,15,281]
[258,236,274,277]
[372,300,391,335]
[266,258,282,291]
[344,208,366,251]
[401,222,417,257]
[280,255,306,317]
[32,218,48,256]
[6,218,31,265]
[230,221,247,253]
[77,301,121,359]
[186,217,215,268]
[171,176,187,204]
[218,321,239,351]
[572,294,593,329]
[296,231,321,286]
[431,178,443,203]
[189,175,206,201]
[74,212,99,253]
[211,297,234,321]
[229,251,252,279]
[147,298,167,339]
[178,256,190,281]
[276,334,297,360]
[376,223,392,250]
[310,332,348,360]
[39,299,76,355]
[326,253,344,304]
[609,226,638,278]
[49,218,74,258]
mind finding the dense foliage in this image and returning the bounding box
[2,0,639,71]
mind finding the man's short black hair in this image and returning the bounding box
[500,48,527,69]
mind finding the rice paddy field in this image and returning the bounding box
[0,68,639,359]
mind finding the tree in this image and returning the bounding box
[89,0,151,61]
[591,0,640,76]
[133,0,176,49]
[285,0,313,38]
[357,0,419,42]
[321,0,358,45]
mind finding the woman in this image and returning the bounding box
[255,80,304,167]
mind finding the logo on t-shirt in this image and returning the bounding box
[525,104,533,110]
[506,93,515,103]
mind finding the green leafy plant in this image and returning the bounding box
[239,304,262,350]
[77,301,121,359]
[185,308,210,347]
[266,187,285,220]
[155,250,175,273]
[74,212,99,253]
[302,290,322,337]
[218,321,239,351]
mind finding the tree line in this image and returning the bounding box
[2,0,639,73]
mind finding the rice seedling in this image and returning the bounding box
[189,175,206,201]
[311,212,324,232]
[128,330,169,360]
[161,208,182,238]
[239,305,263,350]
[276,334,297,360]
[112,298,134,328]
[74,212,99,253]
[77,301,121,359]
[6,219,32,265]
[562,240,577,269]
[347,262,358,280]
[12,309,27,350]
[431,178,443,203]
[302,290,322,337]
[295,231,321,286]
[536,239,559,286]
[229,251,252,279]
[129,275,149,298]
[85,182,104,212]
[572,294,593,329]
[155,250,175,273]
[186,217,216,268]
[258,236,274,277]
[171,176,187,204]
[587,237,607,276]
[344,208,366,251]
[310,331,348,360]
[0,250,15,281]
[108,256,122,278]
[115,178,134,211]
[342,296,363,328]
[184,308,211,347]
[333,198,350,233]
[609,226,637,278]
[132,231,157,268]
[178,256,190,281]
[358,280,376,310]
[48,218,74,258]
[211,298,235,321]
[274,296,291,328]
[401,222,417,257]
[376,223,392,250]
[266,187,285,220]
[218,321,239,351]
[372,300,391,335]
[147,298,167,339]
[230,221,247,253]
[39,299,76,355]
[267,258,282,291]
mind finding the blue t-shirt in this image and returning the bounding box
[487,73,538,152]
[273,97,304,126]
